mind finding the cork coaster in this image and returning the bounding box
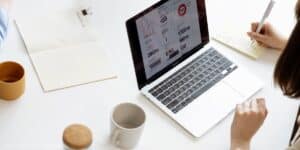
[63,124,93,149]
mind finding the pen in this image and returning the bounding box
[252,0,275,44]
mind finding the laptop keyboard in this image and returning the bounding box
[149,47,237,114]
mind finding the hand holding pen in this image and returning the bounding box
[247,22,287,50]
[247,0,287,50]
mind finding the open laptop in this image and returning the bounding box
[126,0,263,137]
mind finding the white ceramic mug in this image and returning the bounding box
[110,103,146,149]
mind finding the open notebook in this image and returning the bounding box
[213,25,266,59]
[15,9,117,92]
[209,0,271,59]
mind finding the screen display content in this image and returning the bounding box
[136,0,202,79]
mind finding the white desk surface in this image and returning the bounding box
[0,0,299,149]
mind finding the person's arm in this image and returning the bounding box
[230,98,268,150]
[0,8,8,43]
[0,0,10,46]
[247,22,288,50]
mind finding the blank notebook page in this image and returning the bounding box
[213,25,265,59]
[15,9,117,91]
[208,0,270,59]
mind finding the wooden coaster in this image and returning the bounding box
[63,124,93,149]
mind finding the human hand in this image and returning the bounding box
[230,98,268,150]
[247,22,287,51]
[0,0,12,11]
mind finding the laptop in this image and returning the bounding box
[126,0,263,137]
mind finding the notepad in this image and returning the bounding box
[213,26,265,59]
[15,9,117,92]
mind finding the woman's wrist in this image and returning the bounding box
[230,139,250,150]
[279,38,288,51]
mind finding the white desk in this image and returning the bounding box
[0,0,298,149]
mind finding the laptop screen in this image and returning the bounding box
[126,0,209,89]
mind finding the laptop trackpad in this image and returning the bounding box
[178,82,243,137]
[223,68,263,99]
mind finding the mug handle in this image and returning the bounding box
[111,129,120,145]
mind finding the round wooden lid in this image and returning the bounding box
[63,124,93,149]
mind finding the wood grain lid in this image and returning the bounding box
[63,124,93,149]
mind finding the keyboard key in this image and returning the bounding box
[181,71,187,77]
[203,70,209,75]
[174,76,181,81]
[199,59,205,63]
[195,84,201,89]
[178,74,184,79]
[162,97,172,105]
[177,95,185,101]
[184,70,189,75]
[172,103,185,113]
[173,84,180,89]
[185,97,193,104]
[167,100,180,109]
[183,77,189,82]
[162,84,168,90]
[157,94,166,101]
[156,88,163,93]
[190,79,196,85]
[178,81,184,85]
[207,76,213,80]
[182,92,188,98]
[192,71,198,75]
[149,88,155,93]
[184,84,190,89]
[152,91,159,97]
[169,86,176,92]
[181,101,188,106]
[194,76,200,81]
[191,86,198,92]
[170,79,176,84]
[180,86,186,92]
[206,61,212,66]
[196,82,203,87]
[186,82,192,87]
[210,59,216,63]
[170,94,176,99]
[186,89,193,95]
[176,90,183,96]
[164,90,170,96]
[198,74,204,78]
[178,87,185,93]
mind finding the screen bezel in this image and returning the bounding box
[126,0,209,89]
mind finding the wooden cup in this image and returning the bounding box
[0,61,25,100]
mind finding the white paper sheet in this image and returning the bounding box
[15,9,117,91]
[213,26,265,59]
